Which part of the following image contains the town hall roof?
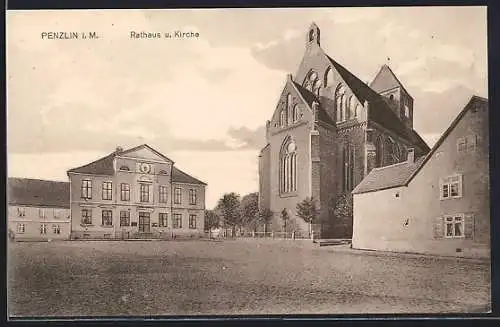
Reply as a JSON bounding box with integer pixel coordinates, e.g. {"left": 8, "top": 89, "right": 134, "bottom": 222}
{"left": 8, "top": 178, "right": 70, "bottom": 208}
{"left": 352, "top": 95, "right": 488, "bottom": 195}
{"left": 67, "top": 144, "right": 207, "bottom": 185}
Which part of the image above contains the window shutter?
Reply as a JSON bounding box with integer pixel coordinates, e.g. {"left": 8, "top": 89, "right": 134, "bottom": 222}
{"left": 433, "top": 216, "right": 444, "bottom": 239}
{"left": 464, "top": 214, "right": 474, "bottom": 240}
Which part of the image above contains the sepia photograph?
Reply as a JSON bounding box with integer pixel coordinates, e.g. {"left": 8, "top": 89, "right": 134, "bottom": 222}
{"left": 6, "top": 6, "right": 490, "bottom": 317}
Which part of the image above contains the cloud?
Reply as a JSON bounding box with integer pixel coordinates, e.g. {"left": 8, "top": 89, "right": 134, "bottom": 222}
{"left": 227, "top": 125, "right": 266, "bottom": 149}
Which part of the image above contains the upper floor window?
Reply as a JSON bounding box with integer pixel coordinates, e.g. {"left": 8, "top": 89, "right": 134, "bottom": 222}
{"left": 159, "top": 185, "right": 168, "bottom": 203}
{"left": 140, "top": 183, "right": 150, "bottom": 203}
{"left": 81, "top": 209, "right": 92, "bottom": 225}
{"left": 52, "top": 224, "right": 61, "bottom": 235}
{"left": 189, "top": 189, "right": 197, "bottom": 205}
{"left": 121, "top": 183, "right": 130, "bottom": 201}
{"left": 174, "top": 187, "right": 182, "bottom": 204}
{"left": 40, "top": 224, "right": 47, "bottom": 235}
{"left": 102, "top": 182, "right": 113, "bottom": 200}
{"left": 39, "top": 208, "right": 46, "bottom": 219}
{"left": 440, "top": 174, "right": 463, "bottom": 200}
{"left": 457, "top": 134, "right": 477, "bottom": 153}
{"left": 17, "top": 207, "right": 26, "bottom": 217}
{"left": 81, "top": 180, "right": 92, "bottom": 199}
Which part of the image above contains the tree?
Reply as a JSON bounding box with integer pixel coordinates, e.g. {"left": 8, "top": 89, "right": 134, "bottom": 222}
{"left": 331, "top": 193, "right": 353, "bottom": 238}
{"left": 258, "top": 207, "right": 273, "bottom": 235}
{"left": 296, "top": 197, "right": 319, "bottom": 239}
{"left": 204, "top": 209, "right": 220, "bottom": 231}
{"left": 280, "top": 208, "right": 290, "bottom": 238}
{"left": 215, "top": 192, "right": 241, "bottom": 237}
{"left": 240, "top": 192, "right": 260, "bottom": 232}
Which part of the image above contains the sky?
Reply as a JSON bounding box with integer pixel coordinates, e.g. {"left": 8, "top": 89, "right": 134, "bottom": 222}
{"left": 7, "top": 7, "right": 488, "bottom": 209}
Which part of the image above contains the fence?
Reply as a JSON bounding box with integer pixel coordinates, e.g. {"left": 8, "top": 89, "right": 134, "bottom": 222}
{"left": 208, "top": 230, "right": 314, "bottom": 240}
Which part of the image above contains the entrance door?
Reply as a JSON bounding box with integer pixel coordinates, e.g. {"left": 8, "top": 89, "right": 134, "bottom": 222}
{"left": 138, "top": 212, "right": 151, "bottom": 233}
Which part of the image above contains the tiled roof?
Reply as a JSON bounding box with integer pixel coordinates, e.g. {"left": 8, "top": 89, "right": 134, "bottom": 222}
{"left": 326, "top": 56, "right": 430, "bottom": 153}
{"left": 67, "top": 152, "right": 116, "bottom": 175}
{"left": 172, "top": 167, "right": 207, "bottom": 185}
{"left": 8, "top": 178, "right": 70, "bottom": 208}
{"left": 353, "top": 95, "right": 488, "bottom": 195}
{"left": 369, "top": 64, "right": 411, "bottom": 96}
{"left": 67, "top": 144, "right": 206, "bottom": 185}
{"left": 292, "top": 81, "right": 336, "bottom": 126}
{"left": 352, "top": 156, "right": 425, "bottom": 194}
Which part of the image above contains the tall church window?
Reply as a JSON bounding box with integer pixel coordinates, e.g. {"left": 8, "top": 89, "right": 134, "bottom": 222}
{"left": 375, "top": 136, "right": 384, "bottom": 167}
{"left": 335, "top": 85, "right": 346, "bottom": 122}
{"left": 350, "top": 96, "right": 357, "bottom": 117}
{"left": 342, "top": 145, "right": 355, "bottom": 192}
{"left": 287, "top": 94, "right": 293, "bottom": 124}
{"left": 280, "top": 138, "right": 298, "bottom": 193}
{"left": 304, "top": 70, "right": 321, "bottom": 96}
{"left": 292, "top": 104, "right": 299, "bottom": 123}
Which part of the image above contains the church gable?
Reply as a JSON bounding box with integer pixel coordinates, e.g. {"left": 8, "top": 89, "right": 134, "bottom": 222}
{"left": 118, "top": 144, "right": 174, "bottom": 163}
{"left": 269, "top": 75, "right": 314, "bottom": 131}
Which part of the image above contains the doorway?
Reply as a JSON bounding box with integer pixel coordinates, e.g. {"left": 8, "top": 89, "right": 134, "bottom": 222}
{"left": 138, "top": 212, "right": 151, "bottom": 233}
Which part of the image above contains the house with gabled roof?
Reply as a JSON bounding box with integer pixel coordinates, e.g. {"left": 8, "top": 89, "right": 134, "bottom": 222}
{"left": 7, "top": 178, "right": 71, "bottom": 241}
{"left": 258, "top": 23, "right": 430, "bottom": 238}
{"left": 67, "top": 144, "right": 207, "bottom": 240}
{"left": 352, "top": 96, "right": 489, "bottom": 258}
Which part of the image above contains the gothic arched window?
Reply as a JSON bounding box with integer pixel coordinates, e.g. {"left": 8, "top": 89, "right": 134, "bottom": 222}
{"left": 292, "top": 104, "right": 299, "bottom": 123}
{"left": 342, "top": 144, "right": 355, "bottom": 193}
{"left": 280, "top": 137, "right": 298, "bottom": 193}
{"left": 287, "top": 94, "right": 293, "bottom": 124}
{"left": 350, "top": 96, "right": 357, "bottom": 118}
{"left": 375, "top": 136, "right": 384, "bottom": 167}
{"left": 335, "top": 85, "right": 346, "bottom": 122}
{"left": 324, "top": 67, "right": 334, "bottom": 88}
{"left": 280, "top": 110, "right": 286, "bottom": 127}
{"left": 304, "top": 70, "right": 321, "bottom": 97}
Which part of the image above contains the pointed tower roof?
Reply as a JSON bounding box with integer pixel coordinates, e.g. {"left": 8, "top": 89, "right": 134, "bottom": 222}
{"left": 370, "top": 64, "right": 411, "bottom": 97}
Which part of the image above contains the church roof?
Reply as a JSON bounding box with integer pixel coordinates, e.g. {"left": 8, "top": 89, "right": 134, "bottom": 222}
{"left": 326, "top": 56, "right": 429, "bottom": 152}
{"left": 353, "top": 95, "right": 487, "bottom": 195}
{"left": 369, "top": 64, "right": 411, "bottom": 96}
{"left": 67, "top": 144, "right": 206, "bottom": 185}
{"left": 8, "top": 178, "right": 70, "bottom": 208}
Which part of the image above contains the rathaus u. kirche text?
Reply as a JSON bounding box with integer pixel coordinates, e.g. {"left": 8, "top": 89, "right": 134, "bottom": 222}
{"left": 258, "top": 23, "right": 430, "bottom": 238}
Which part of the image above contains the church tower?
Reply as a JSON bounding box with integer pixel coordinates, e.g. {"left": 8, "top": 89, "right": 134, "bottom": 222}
{"left": 370, "top": 64, "right": 414, "bottom": 130}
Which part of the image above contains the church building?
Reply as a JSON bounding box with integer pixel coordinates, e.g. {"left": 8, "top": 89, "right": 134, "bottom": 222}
{"left": 258, "top": 23, "right": 430, "bottom": 238}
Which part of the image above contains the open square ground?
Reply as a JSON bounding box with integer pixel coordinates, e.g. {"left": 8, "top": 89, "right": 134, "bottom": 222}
{"left": 8, "top": 239, "right": 491, "bottom": 316}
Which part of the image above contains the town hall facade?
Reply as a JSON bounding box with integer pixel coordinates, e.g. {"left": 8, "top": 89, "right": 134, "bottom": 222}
{"left": 258, "top": 23, "right": 430, "bottom": 238}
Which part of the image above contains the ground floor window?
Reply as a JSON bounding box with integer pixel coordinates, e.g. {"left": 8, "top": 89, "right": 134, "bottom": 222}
{"left": 52, "top": 224, "right": 61, "bottom": 234}
{"left": 445, "top": 215, "right": 464, "bottom": 238}
{"left": 159, "top": 213, "right": 168, "bottom": 227}
{"left": 81, "top": 209, "right": 92, "bottom": 225}
{"left": 40, "top": 224, "right": 47, "bottom": 235}
{"left": 102, "top": 210, "right": 113, "bottom": 226}
{"left": 173, "top": 214, "right": 182, "bottom": 229}
{"left": 120, "top": 211, "right": 130, "bottom": 226}
{"left": 17, "top": 223, "right": 25, "bottom": 233}
{"left": 189, "top": 215, "right": 197, "bottom": 229}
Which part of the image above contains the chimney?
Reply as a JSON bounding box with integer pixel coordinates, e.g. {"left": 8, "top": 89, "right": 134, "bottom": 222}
{"left": 115, "top": 146, "right": 123, "bottom": 153}
{"left": 407, "top": 147, "right": 415, "bottom": 163}
{"left": 287, "top": 73, "right": 293, "bottom": 81}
